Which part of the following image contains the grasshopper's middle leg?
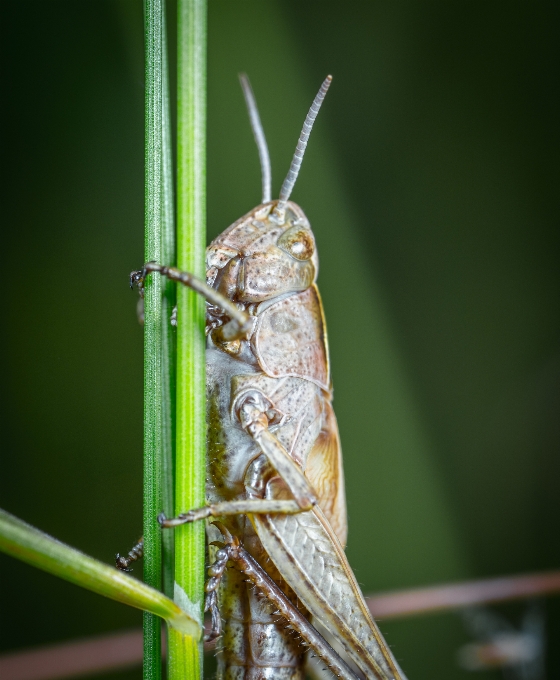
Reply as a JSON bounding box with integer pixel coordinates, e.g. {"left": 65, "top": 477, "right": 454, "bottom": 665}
{"left": 159, "top": 453, "right": 302, "bottom": 529}
{"left": 131, "top": 263, "right": 317, "bottom": 517}
{"left": 160, "top": 391, "right": 318, "bottom": 528}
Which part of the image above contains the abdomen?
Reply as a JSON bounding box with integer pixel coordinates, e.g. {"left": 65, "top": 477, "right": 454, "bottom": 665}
{"left": 217, "top": 518, "right": 305, "bottom": 680}
{"left": 206, "top": 345, "right": 329, "bottom": 680}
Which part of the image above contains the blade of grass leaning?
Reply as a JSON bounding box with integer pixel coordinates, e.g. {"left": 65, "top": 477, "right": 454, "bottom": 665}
{"left": 169, "top": 1, "right": 207, "bottom": 679}
{"left": 160, "top": 0, "right": 177, "bottom": 604}
{"left": 144, "top": 0, "right": 165, "bottom": 676}
{"left": 0, "top": 509, "right": 200, "bottom": 639}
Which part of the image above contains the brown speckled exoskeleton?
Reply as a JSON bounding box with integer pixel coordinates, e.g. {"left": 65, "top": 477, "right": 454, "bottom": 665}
{"left": 128, "top": 75, "right": 408, "bottom": 680}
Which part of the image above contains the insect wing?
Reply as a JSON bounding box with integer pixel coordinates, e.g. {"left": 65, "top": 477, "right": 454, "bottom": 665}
{"left": 250, "top": 506, "right": 407, "bottom": 680}
{"left": 305, "top": 399, "right": 347, "bottom": 547}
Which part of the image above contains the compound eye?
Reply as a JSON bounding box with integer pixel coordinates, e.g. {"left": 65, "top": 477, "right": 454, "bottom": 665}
{"left": 277, "top": 226, "right": 315, "bottom": 261}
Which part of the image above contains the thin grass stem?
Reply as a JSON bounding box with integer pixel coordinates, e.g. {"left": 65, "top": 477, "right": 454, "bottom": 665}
{"left": 168, "top": 1, "right": 207, "bottom": 679}
{"left": 143, "top": 0, "right": 166, "bottom": 677}
{"left": 0, "top": 509, "right": 200, "bottom": 639}
{"left": 160, "top": 0, "right": 177, "bottom": 603}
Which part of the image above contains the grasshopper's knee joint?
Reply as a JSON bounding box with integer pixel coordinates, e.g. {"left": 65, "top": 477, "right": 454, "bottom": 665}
{"left": 211, "top": 316, "right": 255, "bottom": 344}
{"left": 235, "top": 390, "right": 283, "bottom": 437}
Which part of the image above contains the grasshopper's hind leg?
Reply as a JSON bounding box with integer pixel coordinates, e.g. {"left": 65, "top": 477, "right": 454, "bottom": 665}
{"left": 202, "top": 542, "right": 230, "bottom": 641}
{"left": 204, "top": 524, "right": 360, "bottom": 680}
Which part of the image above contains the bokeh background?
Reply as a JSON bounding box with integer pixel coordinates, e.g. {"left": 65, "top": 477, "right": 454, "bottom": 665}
{"left": 1, "top": 1, "right": 559, "bottom": 678}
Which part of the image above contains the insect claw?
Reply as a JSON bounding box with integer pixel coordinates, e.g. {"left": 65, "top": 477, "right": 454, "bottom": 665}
{"left": 129, "top": 268, "right": 146, "bottom": 291}
{"left": 114, "top": 553, "right": 133, "bottom": 572}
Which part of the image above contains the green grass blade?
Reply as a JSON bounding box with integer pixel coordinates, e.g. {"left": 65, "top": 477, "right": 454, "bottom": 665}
{"left": 144, "top": 0, "right": 166, "bottom": 676}
{"left": 160, "top": 0, "right": 177, "bottom": 604}
{"left": 169, "top": 1, "right": 207, "bottom": 679}
{"left": 0, "top": 509, "right": 200, "bottom": 639}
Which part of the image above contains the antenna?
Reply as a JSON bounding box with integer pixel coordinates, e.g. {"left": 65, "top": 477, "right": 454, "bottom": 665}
{"left": 276, "top": 75, "right": 332, "bottom": 213}
{"left": 239, "top": 73, "right": 272, "bottom": 204}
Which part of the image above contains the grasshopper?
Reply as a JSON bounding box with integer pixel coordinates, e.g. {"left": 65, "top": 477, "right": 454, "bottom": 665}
{"left": 124, "top": 75, "right": 408, "bottom": 680}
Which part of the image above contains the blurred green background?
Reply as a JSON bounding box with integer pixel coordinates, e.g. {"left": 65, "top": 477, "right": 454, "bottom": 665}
{"left": 1, "top": 1, "right": 559, "bottom": 678}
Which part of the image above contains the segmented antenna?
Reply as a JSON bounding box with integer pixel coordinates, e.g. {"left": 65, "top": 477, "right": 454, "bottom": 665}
{"left": 277, "top": 75, "right": 332, "bottom": 213}
{"left": 239, "top": 73, "right": 272, "bottom": 204}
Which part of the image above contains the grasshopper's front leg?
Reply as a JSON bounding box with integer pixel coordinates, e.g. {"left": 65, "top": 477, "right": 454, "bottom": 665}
{"left": 130, "top": 263, "right": 254, "bottom": 342}
{"left": 131, "top": 262, "right": 317, "bottom": 514}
